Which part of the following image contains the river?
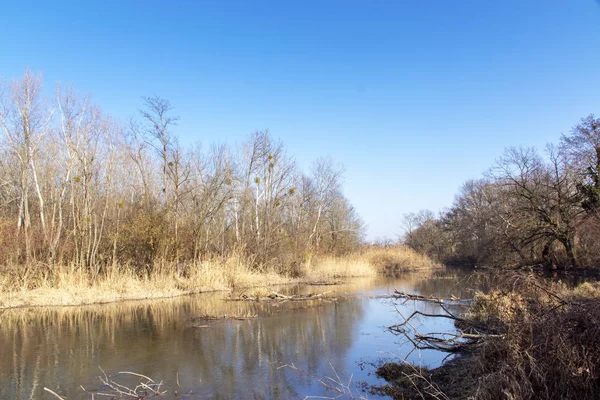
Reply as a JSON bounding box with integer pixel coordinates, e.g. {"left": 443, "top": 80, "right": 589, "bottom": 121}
{"left": 1, "top": 268, "right": 485, "bottom": 399}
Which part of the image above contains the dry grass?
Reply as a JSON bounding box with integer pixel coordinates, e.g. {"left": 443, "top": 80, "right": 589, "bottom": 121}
{"left": 363, "top": 245, "right": 439, "bottom": 273}
{"left": 375, "top": 273, "right": 600, "bottom": 400}
{"left": 468, "top": 291, "right": 530, "bottom": 327}
{"left": 0, "top": 253, "right": 287, "bottom": 309}
{"left": 461, "top": 275, "right": 600, "bottom": 399}
{"left": 304, "top": 245, "right": 438, "bottom": 280}
{"left": 473, "top": 285, "right": 600, "bottom": 399}
{"left": 0, "top": 246, "right": 438, "bottom": 309}
{"left": 303, "top": 254, "right": 375, "bottom": 279}
{"left": 573, "top": 281, "right": 600, "bottom": 298}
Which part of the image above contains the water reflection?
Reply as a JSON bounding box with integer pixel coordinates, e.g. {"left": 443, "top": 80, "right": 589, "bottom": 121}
{"left": 0, "top": 268, "right": 473, "bottom": 399}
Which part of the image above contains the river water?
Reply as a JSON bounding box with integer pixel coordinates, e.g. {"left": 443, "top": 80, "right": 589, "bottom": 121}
{"left": 0, "top": 268, "right": 483, "bottom": 399}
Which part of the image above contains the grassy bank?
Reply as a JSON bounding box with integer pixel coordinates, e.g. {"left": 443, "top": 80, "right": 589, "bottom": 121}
{"left": 375, "top": 273, "right": 600, "bottom": 400}
{"left": 0, "top": 245, "right": 436, "bottom": 309}
{"left": 303, "top": 245, "right": 439, "bottom": 279}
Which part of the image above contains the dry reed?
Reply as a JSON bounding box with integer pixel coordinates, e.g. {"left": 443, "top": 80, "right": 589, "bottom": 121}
{"left": 304, "top": 245, "right": 439, "bottom": 280}
{"left": 0, "top": 246, "right": 437, "bottom": 309}
{"left": 375, "top": 274, "right": 600, "bottom": 400}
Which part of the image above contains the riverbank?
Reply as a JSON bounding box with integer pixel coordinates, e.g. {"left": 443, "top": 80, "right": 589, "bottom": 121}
{"left": 0, "top": 268, "right": 457, "bottom": 400}
{"left": 374, "top": 273, "right": 600, "bottom": 399}
{"left": 0, "top": 246, "right": 437, "bottom": 309}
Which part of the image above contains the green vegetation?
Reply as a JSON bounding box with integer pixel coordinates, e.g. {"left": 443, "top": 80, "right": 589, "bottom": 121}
{"left": 403, "top": 114, "right": 600, "bottom": 270}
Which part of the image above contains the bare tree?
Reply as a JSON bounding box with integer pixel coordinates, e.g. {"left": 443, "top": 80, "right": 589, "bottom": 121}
{"left": 0, "top": 69, "right": 52, "bottom": 260}
{"left": 0, "top": 70, "right": 366, "bottom": 274}
{"left": 140, "top": 95, "right": 179, "bottom": 205}
{"left": 308, "top": 157, "right": 343, "bottom": 249}
{"left": 561, "top": 114, "right": 600, "bottom": 216}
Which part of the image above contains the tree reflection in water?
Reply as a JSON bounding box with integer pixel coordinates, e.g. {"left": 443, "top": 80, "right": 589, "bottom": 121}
{"left": 0, "top": 270, "right": 473, "bottom": 399}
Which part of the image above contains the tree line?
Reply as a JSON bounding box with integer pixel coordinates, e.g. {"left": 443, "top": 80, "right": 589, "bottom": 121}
{"left": 0, "top": 69, "right": 364, "bottom": 275}
{"left": 403, "top": 114, "right": 600, "bottom": 269}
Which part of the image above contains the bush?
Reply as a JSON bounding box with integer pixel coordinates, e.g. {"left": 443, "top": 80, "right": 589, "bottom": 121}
{"left": 471, "top": 276, "right": 600, "bottom": 400}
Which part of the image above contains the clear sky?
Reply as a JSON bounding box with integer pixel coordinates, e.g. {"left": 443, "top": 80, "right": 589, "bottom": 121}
{"left": 1, "top": 1, "right": 599, "bottom": 241}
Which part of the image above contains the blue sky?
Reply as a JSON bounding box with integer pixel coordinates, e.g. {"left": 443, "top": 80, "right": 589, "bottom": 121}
{"left": 1, "top": 1, "right": 600, "bottom": 240}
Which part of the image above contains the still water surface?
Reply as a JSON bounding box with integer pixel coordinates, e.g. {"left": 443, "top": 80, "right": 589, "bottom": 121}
{"left": 0, "top": 268, "right": 482, "bottom": 399}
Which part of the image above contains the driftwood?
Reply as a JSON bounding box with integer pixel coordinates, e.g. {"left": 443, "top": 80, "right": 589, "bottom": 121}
{"left": 304, "top": 280, "right": 343, "bottom": 286}
{"left": 80, "top": 368, "right": 169, "bottom": 398}
{"left": 393, "top": 290, "right": 460, "bottom": 304}
{"left": 43, "top": 388, "right": 66, "bottom": 400}
{"left": 229, "top": 290, "right": 335, "bottom": 302}
{"left": 388, "top": 301, "right": 502, "bottom": 353}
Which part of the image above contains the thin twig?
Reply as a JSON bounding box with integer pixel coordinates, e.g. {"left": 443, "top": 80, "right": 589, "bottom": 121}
{"left": 43, "top": 387, "right": 66, "bottom": 400}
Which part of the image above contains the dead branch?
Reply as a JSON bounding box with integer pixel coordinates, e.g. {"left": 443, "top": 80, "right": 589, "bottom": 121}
{"left": 85, "top": 368, "right": 168, "bottom": 398}
{"left": 305, "top": 280, "right": 344, "bottom": 286}
{"left": 43, "top": 388, "right": 66, "bottom": 400}
{"left": 393, "top": 290, "right": 460, "bottom": 304}
{"left": 230, "top": 290, "right": 335, "bottom": 302}
{"left": 389, "top": 304, "right": 502, "bottom": 353}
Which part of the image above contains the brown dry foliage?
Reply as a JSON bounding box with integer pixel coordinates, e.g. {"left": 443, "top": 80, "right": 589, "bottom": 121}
{"left": 375, "top": 273, "right": 600, "bottom": 400}
{"left": 364, "top": 245, "right": 440, "bottom": 274}
{"left": 0, "top": 246, "right": 438, "bottom": 309}
{"left": 470, "top": 275, "right": 600, "bottom": 400}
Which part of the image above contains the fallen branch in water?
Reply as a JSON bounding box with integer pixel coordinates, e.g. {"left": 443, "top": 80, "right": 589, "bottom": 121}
{"left": 388, "top": 302, "right": 502, "bottom": 353}
{"left": 393, "top": 290, "right": 460, "bottom": 304}
{"left": 380, "top": 274, "right": 600, "bottom": 400}
{"left": 304, "top": 280, "right": 344, "bottom": 286}
{"left": 80, "top": 367, "right": 169, "bottom": 398}
{"left": 229, "top": 290, "right": 335, "bottom": 302}
{"left": 43, "top": 388, "right": 66, "bottom": 400}
{"left": 272, "top": 290, "right": 333, "bottom": 300}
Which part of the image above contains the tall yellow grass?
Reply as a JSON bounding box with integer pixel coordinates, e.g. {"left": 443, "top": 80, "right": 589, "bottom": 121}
{"left": 304, "top": 245, "right": 438, "bottom": 279}
{"left": 0, "top": 246, "right": 437, "bottom": 309}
